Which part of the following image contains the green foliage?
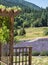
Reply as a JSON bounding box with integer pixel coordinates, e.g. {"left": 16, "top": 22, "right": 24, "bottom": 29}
{"left": 0, "top": 26, "right": 9, "bottom": 43}
{"left": 19, "top": 27, "right": 26, "bottom": 36}
{"left": 0, "top": 5, "right": 6, "bottom": 9}
{"left": 32, "top": 51, "right": 40, "bottom": 56}
{"left": 40, "top": 51, "right": 48, "bottom": 56}
{"left": 0, "top": 28, "right": 4, "bottom": 43}
{"left": 12, "top": 6, "right": 21, "bottom": 11}
{"left": 2, "top": 26, "right": 9, "bottom": 43}
{"left": 0, "top": 17, "right": 9, "bottom": 43}
{"left": 32, "top": 50, "right": 48, "bottom": 56}
{"left": 3, "top": 17, "right": 10, "bottom": 29}
{"left": 41, "top": 11, "right": 48, "bottom": 26}
{"left": 0, "top": 5, "right": 48, "bottom": 44}
{"left": 44, "top": 28, "right": 48, "bottom": 35}
{"left": 0, "top": 5, "right": 21, "bottom": 44}
{"left": 23, "top": 21, "right": 30, "bottom": 27}
{"left": 0, "top": 5, "right": 21, "bottom": 12}
{"left": 32, "top": 19, "right": 42, "bottom": 27}
{"left": 14, "top": 30, "right": 18, "bottom": 36}
{"left": 0, "top": 17, "right": 3, "bottom": 27}
{"left": 14, "top": 7, "right": 48, "bottom": 28}
{"left": 14, "top": 22, "right": 18, "bottom": 29}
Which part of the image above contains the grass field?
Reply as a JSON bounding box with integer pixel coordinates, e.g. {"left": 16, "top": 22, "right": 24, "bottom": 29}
{"left": 32, "top": 56, "right": 48, "bottom": 65}
{"left": 15, "top": 27, "right": 48, "bottom": 41}
{"left": 13, "top": 56, "right": 48, "bottom": 65}
{"left": 14, "top": 56, "right": 48, "bottom": 65}
{"left": 1, "top": 56, "right": 48, "bottom": 65}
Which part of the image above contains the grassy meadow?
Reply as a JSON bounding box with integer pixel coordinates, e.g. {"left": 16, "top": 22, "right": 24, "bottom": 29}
{"left": 32, "top": 56, "right": 48, "bottom": 65}
{"left": 1, "top": 56, "right": 48, "bottom": 65}
{"left": 13, "top": 56, "right": 48, "bottom": 65}
{"left": 15, "top": 27, "right": 48, "bottom": 41}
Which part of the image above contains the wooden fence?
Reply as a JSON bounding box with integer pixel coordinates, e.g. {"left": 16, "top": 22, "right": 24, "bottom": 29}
{"left": 1, "top": 46, "right": 32, "bottom": 65}
{"left": 1, "top": 44, "right": 9, "bottom": 65}
{"left": 13, "top": 47, "right": 32, "bottom": 65}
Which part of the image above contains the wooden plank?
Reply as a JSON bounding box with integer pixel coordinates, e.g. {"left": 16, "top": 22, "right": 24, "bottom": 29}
{"left": 9, "top": 15, "right": 14, "bottom": 65}
{"left": 0, "top": 42, "right": 1, "bottom": 61}
{"left": 29, "top": 47, "right": 32, "bottom": 65}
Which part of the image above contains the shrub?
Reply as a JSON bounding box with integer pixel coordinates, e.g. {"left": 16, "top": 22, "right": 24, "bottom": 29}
{"left": 40, "top": 51, "right": 48, "bottom": 56}
{"left": 32, "top": 19, "right": 42, "bottom": 27}
{"left": 19, "top": 28, "right": 26, "bottom": 36}
{"left": 44, "top": 28, "right": 48, "bottom": 35}
{"left": 32, "top": 51, "right": 40, "bottom": 56}
{"left": 23, "top": 21, "right": 30, "bottom": 28}
{"left": 14, "top": 30, "right": 18, "bottom": 36}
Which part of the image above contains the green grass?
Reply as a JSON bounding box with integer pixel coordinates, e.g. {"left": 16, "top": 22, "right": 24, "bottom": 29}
{"left": 32, "top": 56, "right": 48, "bottom": 65}
{"left": 13, "top": 56, "right": 48, "bottom": 65}
{"left": 15, "top": 27, "right": 48, "bottom": 41}
{"left": 1, "top": 56, "right": 48, "bottom": 65}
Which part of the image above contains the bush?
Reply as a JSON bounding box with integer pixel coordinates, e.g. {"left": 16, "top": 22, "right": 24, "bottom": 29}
{"left": 23, "top": 21, "right": 30, "bottom": 28}
{"left": 40, "top": 51, "right": 48, "bottom": 56}
{"left": 44, "top": 28, "right": 48, "bottom": 35}
{"left": 32, "top": 19, "right": 42, "bottom": 27}
{"left": 14, "top": 30, "right": 18, "bottom": 36}
{"left": 19, "top": 28, "right": 26, "bottom": 36}
{"left": 17, "top": 26, "right": 21, "bottom": 29}
{"left": 32, "top": 51, "right": 40, "bottom": 56}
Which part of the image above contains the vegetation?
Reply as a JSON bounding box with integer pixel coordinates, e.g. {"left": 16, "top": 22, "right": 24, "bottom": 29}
{"left": 19, "top": 27, "right": 26, "bottom": 36}
{"left": 0, "top": 5, "right": 48, "bottom": 42}
{"left": 40, "top": 51, "right": 48, "bottom": 56}
{"left": 32, "top": 51, "right": 40, "bottom": 56}
{"left": 15, "top": 27, "right": 48, "bottom": 41}
{"left": 0, "top": 5, "right": 21, "bottom": 12}
{"left": 32, "top": 51, "right": 48, "bottom": 56}
{"left": 1, "top": 56, "right": 48, "bottom": 65}
{"left": 44, "top": 28, "right": 48, "bottom": 35}
{"left": 0, "top": 5, "right": 21, "bottom": 44}
{"left": 0, "top": 23, "right": 9, "bottom": 43}
{"left": 0, "top": 2, "right": 48, "bottom": 65}
{"left": 13, "top": 56, "right": 48, "bottom": 65}
{"left": 14, "top": 7, "right": 48, "bottom": 28}
{"left": 14, "top": 29, "right": 18, "bottom": 36}
{"left": 32, "top": 56, "right": 48, "bottom": 65}
{"left": 0, "top": 0, "right": 41, "bottom": 10}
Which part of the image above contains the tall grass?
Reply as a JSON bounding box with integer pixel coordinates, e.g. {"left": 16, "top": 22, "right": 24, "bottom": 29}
{"left": 15, "top": 27, "right": 48, "bottom": 41}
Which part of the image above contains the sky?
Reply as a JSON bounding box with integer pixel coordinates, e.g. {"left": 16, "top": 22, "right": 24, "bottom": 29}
{"left": 25, "top": 0, "right": 48, "bottom": 8}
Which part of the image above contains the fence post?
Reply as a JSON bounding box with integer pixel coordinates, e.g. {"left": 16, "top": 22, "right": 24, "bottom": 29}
{"left": 0, "top": 42, "right": 1, "bottom": 61}
{"left": 0, "top": 23, "right": 2, "bottom": 61}
{"left": 9, "top": 15, "right": 14, "bottom": 65}
{"left": 29, "top": 47, "right": 32, "bottom": 65}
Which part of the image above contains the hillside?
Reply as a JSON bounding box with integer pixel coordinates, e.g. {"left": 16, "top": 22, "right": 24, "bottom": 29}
{"left": 0, "top": 0, "right": 41, "bottom": 10}
{"left": 14, "top": 27, "right": 48, "bottom": 41}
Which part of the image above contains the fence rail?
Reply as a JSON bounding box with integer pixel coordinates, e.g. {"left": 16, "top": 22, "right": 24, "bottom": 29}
{"left": 13, "top": 47, "right": 32, "bottom": 65}
{"left": 1, "top": 46, "right": 32, "bottom": 65}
